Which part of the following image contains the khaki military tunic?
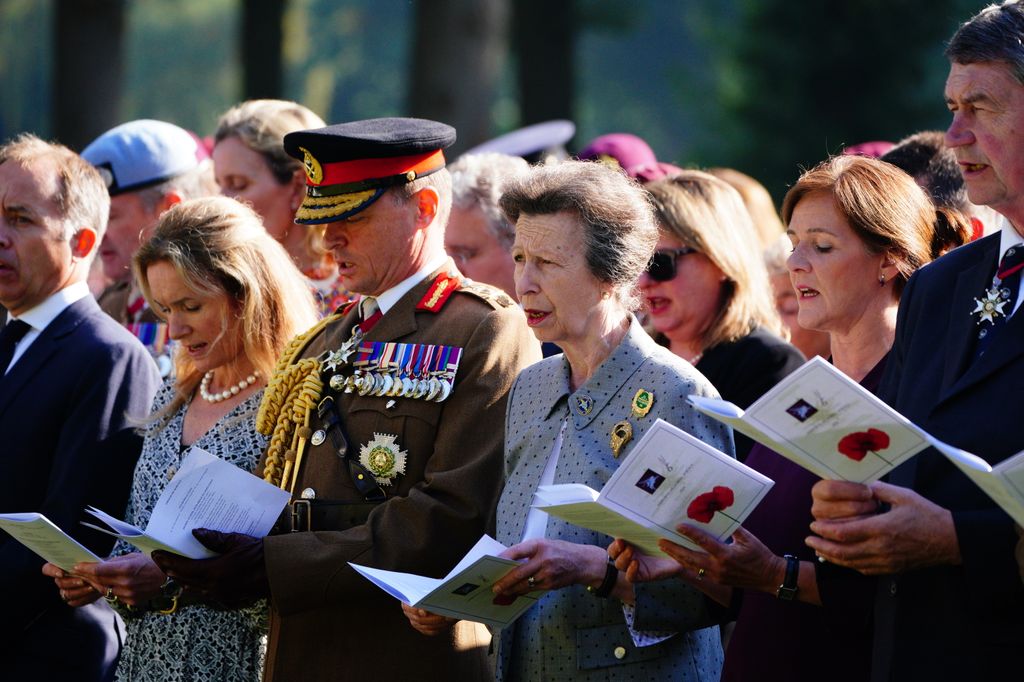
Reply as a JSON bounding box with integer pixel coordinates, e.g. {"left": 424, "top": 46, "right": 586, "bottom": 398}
{"left": 260, "top": 266, "right": 541, "bottom": 682}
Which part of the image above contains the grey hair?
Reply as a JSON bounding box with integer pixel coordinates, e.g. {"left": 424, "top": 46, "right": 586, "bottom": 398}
{"left": 947, "top": 1, "right": 1024, "bottom": 83}
{"left": 0, "top": 133, "right": 109, "bottom": 247}
{"left": 450, "top": 153, "right": 530, "bottom": 249}
{"left": 499, "top": 160, "right": 659, "bottom": 309}
{"left": 136, "top": 160, "right": 218, "bottom": 212}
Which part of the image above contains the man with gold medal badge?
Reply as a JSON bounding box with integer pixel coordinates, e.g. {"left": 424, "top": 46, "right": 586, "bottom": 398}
{"left": 152, "top": 117, "right": 540, "bottom": 681}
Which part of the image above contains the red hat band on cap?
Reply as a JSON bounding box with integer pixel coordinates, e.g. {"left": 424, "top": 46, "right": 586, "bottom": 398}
{"left": 303, "top": 149, "right": 446, "bottom": 191}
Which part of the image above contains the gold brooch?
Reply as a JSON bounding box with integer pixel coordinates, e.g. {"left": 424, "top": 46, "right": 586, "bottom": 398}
{"left": 610, "top": 420, "right": 633, "bottom": 458}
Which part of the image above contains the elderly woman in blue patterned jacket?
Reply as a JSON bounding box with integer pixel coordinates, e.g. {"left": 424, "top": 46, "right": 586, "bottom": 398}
{"left": 403, "top": 161, "right": 734, "bottom": 681}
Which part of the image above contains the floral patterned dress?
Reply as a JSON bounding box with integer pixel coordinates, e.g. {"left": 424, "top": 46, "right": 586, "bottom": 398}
{"left": 112, "top": 381, "right": 269, "bottom": 682}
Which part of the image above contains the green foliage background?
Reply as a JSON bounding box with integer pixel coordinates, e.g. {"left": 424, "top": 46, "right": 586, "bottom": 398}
{"left": 0, "top": 0, "right": 992, "bottom": 201}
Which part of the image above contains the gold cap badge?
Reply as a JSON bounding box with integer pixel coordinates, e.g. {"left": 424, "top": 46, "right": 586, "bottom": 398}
{"left": 299, "top": 146, "right": 324, "bottom": 184}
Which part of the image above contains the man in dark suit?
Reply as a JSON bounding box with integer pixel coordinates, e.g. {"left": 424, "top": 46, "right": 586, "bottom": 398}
{"left": 805, "top": 3, "right": 1024, "bottom": 679}
{"left": 0, "top": 134, "right": 159, "bottom": 679}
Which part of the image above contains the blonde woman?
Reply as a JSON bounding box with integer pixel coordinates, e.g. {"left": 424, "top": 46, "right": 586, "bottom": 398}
{"left": 44, "top": 197, "right": 318, "bottom": 681}
{"left": 213, "top": 99, "right": 351, "bottom": 315}
{"left": 640, "top": 171, "right": 804, "bottom": 459}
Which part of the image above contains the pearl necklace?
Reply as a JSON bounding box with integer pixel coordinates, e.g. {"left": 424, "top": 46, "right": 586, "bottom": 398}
{"left": 199, "top": 370, "right": 260, "bottom": 403}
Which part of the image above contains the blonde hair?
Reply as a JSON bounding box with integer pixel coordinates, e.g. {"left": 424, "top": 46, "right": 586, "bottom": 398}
{"left": 707, "top": 167, "right": 785, "bottom": 250}
{"left": 646, "top": 170, "right": 785, "bottom": 349}
{"left": 214, "top": 99, "right": 328, "bottom": 261}
{"left": 133, "top": 196, "right": 319, "bottom": 422}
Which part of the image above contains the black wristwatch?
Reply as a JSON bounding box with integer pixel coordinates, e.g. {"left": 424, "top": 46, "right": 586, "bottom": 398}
{"left": 587, "top": 558, "right": 619, "bottom": 598}
{"left": 776, "top": 554, "right": 800, "bottom": 601}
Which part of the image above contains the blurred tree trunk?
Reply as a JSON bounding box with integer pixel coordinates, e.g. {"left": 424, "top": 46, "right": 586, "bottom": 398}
{"left": 409, "top": 0, "right": 510, "bottom": 154}
{"left": 53, "top": 0, "right": 125, "bottom": 150}
{"left": 242, "top": 0, "right": 286, "bottom": 100}
{"left": 513, "top": 0, "right": 574, "bottom": 126}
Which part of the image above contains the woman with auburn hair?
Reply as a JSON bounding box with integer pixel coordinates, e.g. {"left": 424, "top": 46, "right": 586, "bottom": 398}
{"left": 612, "top": 155, "right": 971, "bottom": 682}
{"left": 641, "top": 170, "right": 805, "bottom": 459}
{"left": 213, "top": 99, "right": 352, "bottom": 316}
{"left": 44, "top": 196, "right": 319, "bottom": 681}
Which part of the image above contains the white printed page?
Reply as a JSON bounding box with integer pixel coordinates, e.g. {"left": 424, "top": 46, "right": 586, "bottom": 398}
{"left": 419, "top": 555, "right": 541, "bottom": 630}
{"left": 933, "top": 440, "right": 1024, "bottom": 527}
{"left": 534, "top": 498, "right": 686, "bottom": 555}
{"left": 350, "top": 534, "right": 542, "bottom": 629}
{"left": 0, "top": 513, "right": 100, "bottom": 571}
{"left": 144, "top": 447, "right": 291, "bottom": 558}
{"left": 599, "top": 419, "right": 773, "bottom": 548}
{"left": 741, "top": 357, "right": 929, "bottom": 483}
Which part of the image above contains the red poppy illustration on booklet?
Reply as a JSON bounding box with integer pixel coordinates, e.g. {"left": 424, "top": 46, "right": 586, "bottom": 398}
{"left": 687, "top": 356, "right": 932, "bottom": 483}
{"left": 532, "top": 419, "right": 774, "bottom": 556}
{"left": 687, "top": 486, "right": 737, "bottom": 524}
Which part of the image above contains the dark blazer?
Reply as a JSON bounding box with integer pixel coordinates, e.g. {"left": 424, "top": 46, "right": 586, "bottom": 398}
{"left": 696, "top": 327, "right": 805, "bottom": 460}
{"left": 877, "top": 233, "right": 1024, "bottom": 681}
{"left": 0, "top": 295, "right": 159, "bottom": 679}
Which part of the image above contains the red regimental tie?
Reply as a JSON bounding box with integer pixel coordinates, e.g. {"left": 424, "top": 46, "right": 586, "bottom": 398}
{"left": 997, "top": 259, "right": 1024, "bottom": 280}
{"left": 126, "top": 294, "right": 147, "bottom": 321}
{"left": 360, "top": 308, "right": 383, "bottom": 334}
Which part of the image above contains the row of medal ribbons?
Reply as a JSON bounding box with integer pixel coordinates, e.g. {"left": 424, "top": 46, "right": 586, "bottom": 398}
{"left": 328, "top": 341, "right": 463, "bottom": 402}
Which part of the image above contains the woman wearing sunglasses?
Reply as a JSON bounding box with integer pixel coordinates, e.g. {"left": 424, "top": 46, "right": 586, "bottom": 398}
{"left": 641, "top": 171, "right": 804, "bottom": 460}
{"left": 613, "top": 155, "right": 971, "bottom": 682}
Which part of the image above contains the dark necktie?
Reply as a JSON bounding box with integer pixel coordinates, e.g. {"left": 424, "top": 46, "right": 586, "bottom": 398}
{"left": 973, "top": 245, "right": 1024, "bottom": 359}
{"left": 0, "top": 319, "right": 32, "bottom": 375}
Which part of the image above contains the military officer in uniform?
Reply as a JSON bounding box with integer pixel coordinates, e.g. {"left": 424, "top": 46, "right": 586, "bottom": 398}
{"left": 153, "top": 118, "right": 540, "bottom": 681}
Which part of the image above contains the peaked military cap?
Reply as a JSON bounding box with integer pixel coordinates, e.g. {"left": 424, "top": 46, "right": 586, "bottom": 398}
{"left": 284, "top": 117, "right": 457, "bottom": 224}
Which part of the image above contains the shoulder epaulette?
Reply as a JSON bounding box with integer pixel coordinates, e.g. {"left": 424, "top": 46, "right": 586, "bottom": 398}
{"left": 456, "top": 280, "right": 517, "bottom": 309}
{"left": 416, "top": 272, "right": 461, "bottom": 312}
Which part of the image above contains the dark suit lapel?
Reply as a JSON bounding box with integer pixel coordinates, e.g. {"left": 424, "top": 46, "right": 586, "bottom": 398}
{"left": 0, "top": 298, "right": 88, "bottom": 415}
{"left": 938, "top": 238, "right": 1023, "bottom": 407}
{"left": 937, "top": 248, "right": 997, "bottom": 401}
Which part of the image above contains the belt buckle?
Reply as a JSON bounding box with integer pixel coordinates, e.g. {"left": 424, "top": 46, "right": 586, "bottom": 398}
{"left": 290, "top": 499, "right": 312, "bottom": 532}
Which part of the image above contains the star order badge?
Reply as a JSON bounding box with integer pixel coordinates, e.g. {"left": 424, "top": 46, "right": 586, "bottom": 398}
{"left": 359, "top": 433, "right": 408, "bottom": 486}
{"left": 973, "top": 287, "right": 1008, "bottom": 325}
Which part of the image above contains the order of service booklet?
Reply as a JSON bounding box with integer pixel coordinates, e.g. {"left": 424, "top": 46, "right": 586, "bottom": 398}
{"left": 930, "top": 441, "right": 1024, "bottom": 527}
{"left": 0, "top": 447, "right": 291, "bottom": 562}
{"left": 532, "top": 418, "right": 774, "bottom": 557}
{"left": 349, "top": 534, "right": 544, "bottom": 629}
{"left": 687, "top": 357, "right": 1024, "bottom": 532}
{"left": 0, "top": 513, "right": 101, "bottom": 572}
{"left": 688, "top": 356, "right": 932, "bottom": 484}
